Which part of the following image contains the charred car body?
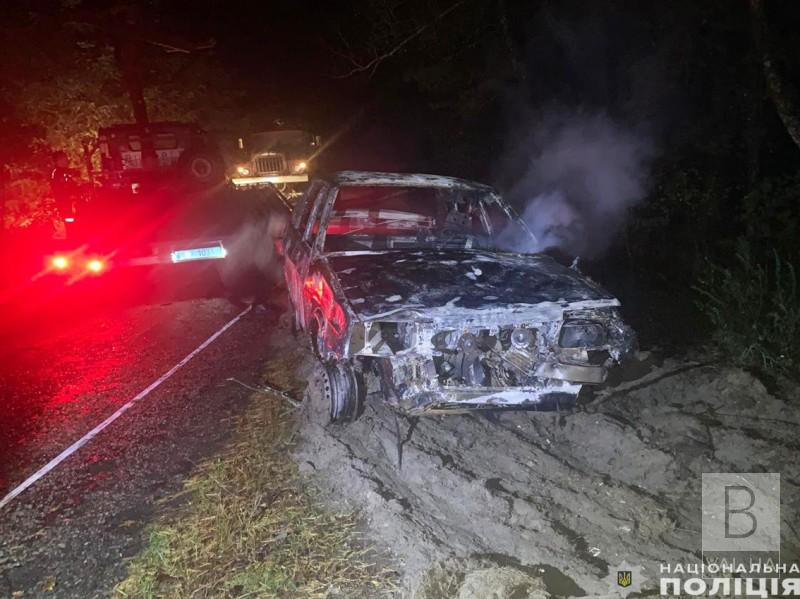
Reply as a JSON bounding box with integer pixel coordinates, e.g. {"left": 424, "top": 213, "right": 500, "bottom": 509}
{"left": 284, "top": 171, "right": 636, "bottom": 421}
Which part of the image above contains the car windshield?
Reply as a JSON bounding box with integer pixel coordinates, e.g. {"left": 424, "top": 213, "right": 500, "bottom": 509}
{"left": 321, "top": 185, "right": 531, "bottom": 253}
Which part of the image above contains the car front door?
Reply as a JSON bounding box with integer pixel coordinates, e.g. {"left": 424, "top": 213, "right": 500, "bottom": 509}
{"left": 283, "top": 181, "right": 329, "bottom": 330}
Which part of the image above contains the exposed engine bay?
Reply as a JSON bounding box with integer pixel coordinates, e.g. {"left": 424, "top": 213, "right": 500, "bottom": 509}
{"left": 351, "top": 306, "right": 635, "bottom": 413}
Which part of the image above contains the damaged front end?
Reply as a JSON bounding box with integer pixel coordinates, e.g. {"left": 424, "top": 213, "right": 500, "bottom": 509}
{"left": 347, "top": 302, "right": 636, "bottom": 415}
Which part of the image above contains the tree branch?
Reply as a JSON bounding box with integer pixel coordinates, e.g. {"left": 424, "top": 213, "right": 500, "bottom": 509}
{"left": 145, "top": 37, "right": 216, "bottom": 54}
{"left": 333, "top": 0, "right": 469, "bottom": 78}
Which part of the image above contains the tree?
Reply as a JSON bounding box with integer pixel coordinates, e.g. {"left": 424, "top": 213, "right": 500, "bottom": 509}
{"left": 0, "top": 0, "right": 238, "bottom": 228}
{"left": 750, "top": 0, "right": 800, "bottom": 151}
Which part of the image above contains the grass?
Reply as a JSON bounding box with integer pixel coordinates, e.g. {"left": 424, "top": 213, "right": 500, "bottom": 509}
{"left": 115, "top": 380, "right": 397, "bottom": 598}
{"left": 694, "top": 240, "right": 800, "bottom": 376}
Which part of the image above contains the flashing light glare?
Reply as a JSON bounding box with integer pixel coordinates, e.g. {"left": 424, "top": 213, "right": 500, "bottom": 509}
{"left": 294, "top": 161, "right": 308, "bottom": 173}
{"left": 64, "top": 217, "right": 75, "bottom": 223}
{"left": 236, "top": 165, "right": 250, "bottom": 176}
{"left": 52, "top": 255, "right": 69, "bottom": 270}
{"left": 86, "top": 259, "right": 105, "bottom": 273}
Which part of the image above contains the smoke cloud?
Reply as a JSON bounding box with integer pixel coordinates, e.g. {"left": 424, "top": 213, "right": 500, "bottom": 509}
{"left": 499, "top": 111, "right": 654, "bottom": 257}
{"left": 218, "top": 206, "right": 288, "bottom": 300}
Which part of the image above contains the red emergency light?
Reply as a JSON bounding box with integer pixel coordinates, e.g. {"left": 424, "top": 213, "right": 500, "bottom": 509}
{"left": 51, "top": 255, "right": 70, "bottom": 270}
{"left": 86, "top": 258, "right": 105, "bottom": 274}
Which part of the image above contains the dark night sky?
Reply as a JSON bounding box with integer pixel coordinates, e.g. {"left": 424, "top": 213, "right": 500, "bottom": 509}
{"left": 5, "top": 0, "right": 800, "bottom": 179}
{"left": 184, "top": 0, "right": 420, "bottom": 171}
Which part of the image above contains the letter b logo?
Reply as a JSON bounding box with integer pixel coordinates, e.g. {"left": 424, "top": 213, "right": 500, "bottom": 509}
{"left": 702, "top": 473, "right": 779, "bottom": 552}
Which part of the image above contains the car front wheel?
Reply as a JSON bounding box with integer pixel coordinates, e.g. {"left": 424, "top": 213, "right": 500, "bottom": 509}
{"left": 303, "top": 360, "right": 364, "bottom": 425}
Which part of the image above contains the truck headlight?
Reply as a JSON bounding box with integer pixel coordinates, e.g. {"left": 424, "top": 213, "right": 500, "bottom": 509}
{"left": 559, "top": 320, "right": 607, "bottom": 348}
{"left": 235, "top": 165, "right": 250, "bottom": 176}
{"left": 293, "top": 161, "right": 308, "bottom": 173}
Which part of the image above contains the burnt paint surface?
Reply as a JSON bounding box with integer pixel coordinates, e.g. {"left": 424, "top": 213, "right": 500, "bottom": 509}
{"left": 326, "top": 249, "right": 613, "bottom": 319}
{"left": 333, "top": 171, "right": 496, "bottom": 192}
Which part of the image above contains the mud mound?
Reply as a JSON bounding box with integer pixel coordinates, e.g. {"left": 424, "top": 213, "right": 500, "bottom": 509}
{"left": 291, "top": 352, "right": 799, "bottom": 597}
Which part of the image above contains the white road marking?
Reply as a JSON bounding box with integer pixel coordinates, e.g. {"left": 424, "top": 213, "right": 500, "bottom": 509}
{"left": 0, "top": 304, "right": 253, "bottom": 510}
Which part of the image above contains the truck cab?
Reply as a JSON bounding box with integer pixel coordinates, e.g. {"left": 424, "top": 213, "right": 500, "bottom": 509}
{"left": 230, "top": 129, "right": 319, "bottom": 197}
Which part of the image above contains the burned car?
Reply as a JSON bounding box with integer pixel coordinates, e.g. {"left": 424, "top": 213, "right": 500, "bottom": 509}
{"left": 283, "top": 171, "right": 636, "bottom": 422}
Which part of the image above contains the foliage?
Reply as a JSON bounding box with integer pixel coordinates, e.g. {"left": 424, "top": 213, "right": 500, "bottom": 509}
{"left": 741, "top": 173, "right": 800, "bottom": 257}
{"left": 692, "top": 172, "right": 800, "bottom": 377}
{"left": 695, "top": 239, "right": 800, "bottom": 375}
{"left": 627, "top": 167, "right": 728, "bottom": 256}
{"left": 0, "top": 2, "right": 243, "bottom": 230}
{"left": 1, "top": 176, "right": 55, "bottom": 230}
{"left": 14, "top": 48, "right": 132, "bottom": 160}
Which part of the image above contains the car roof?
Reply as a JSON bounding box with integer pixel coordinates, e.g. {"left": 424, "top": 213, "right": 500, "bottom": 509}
{"left": 329, "top": 171, "right": 496, "bottom": 193}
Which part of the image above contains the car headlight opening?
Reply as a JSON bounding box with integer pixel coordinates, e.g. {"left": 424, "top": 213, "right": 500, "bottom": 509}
{"left": 510, "top": 327, "right": 535, "bottom": 350}
{"left": 559, "top": 320, "right": 607, "bottom": 348}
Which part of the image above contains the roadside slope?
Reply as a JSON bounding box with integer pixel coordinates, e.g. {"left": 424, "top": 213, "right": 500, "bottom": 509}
{"left": 294, "top": 352, "right": 800, "bottom": 597}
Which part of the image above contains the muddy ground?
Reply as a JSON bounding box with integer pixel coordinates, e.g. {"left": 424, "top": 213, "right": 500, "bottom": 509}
{"left": 280, "top": 321, "right": 800, "bottom": 597}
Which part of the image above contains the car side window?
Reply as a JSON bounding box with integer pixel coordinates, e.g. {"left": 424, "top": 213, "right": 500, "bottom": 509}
{"left": 292, "top": 181, "right": 322, "bottom": 231}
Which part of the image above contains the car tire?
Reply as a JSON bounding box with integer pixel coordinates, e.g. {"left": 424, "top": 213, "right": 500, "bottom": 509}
{"left": 303, "top": 360, "right": 364, "bottom": 426}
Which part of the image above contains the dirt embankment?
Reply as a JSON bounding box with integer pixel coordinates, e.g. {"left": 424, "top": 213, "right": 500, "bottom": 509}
{"left": 289, "top": 341, "right": 800, "bottom": 597}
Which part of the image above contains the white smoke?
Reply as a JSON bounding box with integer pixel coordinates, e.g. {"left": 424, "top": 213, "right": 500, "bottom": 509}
{"left": 500, "top": 111, "right": 654, "bottom": 257}
{"left": 219, "top": 209, "right": 288, "bottom": 296}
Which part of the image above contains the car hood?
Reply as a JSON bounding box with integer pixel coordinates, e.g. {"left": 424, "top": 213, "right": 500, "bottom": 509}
{"left": 325, "top": 249, "right": 617, "bottom": 322}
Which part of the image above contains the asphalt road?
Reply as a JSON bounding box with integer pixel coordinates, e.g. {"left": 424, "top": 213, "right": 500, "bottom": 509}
{"left": 0, "top": 288, "right": 282, "bottom": 597}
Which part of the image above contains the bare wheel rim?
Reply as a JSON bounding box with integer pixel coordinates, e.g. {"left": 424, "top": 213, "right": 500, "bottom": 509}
{"left": 304, "top": 363, "right": 335, "bottom": 425}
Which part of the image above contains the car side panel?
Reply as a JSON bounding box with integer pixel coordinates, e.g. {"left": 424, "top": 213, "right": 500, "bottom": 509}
{"left": 302, "top": 259, "right": 355, "bottom": 360}
{"left": 283, "top": 182, "right": 327, "bottom": 330}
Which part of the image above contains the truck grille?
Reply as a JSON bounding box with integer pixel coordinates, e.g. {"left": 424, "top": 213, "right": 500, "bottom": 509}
{"left": 254, "top": 153, "right": 285, "bottom": 175}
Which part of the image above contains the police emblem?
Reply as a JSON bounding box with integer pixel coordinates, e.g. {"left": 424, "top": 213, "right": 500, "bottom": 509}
{"left": 604, "top": 562, "right": 645, "bottom": 597}
{"left": 617, "top": 570, "right": 632, "bottom": 588}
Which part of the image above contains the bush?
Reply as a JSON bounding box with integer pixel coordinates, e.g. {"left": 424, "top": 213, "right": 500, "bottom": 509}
{"left": 694, "top": 239, "right": 800, "bottom": 375}
{"left": 741, "top": 174, "right": 800, "bottom": 258}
